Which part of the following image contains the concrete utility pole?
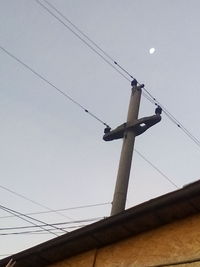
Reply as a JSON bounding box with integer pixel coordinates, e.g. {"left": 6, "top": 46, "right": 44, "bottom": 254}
{"left": 103, "top": 80, "right": 162, "bottom": 216}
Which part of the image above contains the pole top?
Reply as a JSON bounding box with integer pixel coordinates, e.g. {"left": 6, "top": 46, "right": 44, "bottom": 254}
{"left": 131, "top": 79, "right": 144, "bottom": 89}
{"left": 131, "top": 79, "right": 138, "bottom": 87}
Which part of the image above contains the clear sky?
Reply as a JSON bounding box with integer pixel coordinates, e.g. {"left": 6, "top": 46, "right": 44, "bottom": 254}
{"left": 0, "top": 0, "right": 200, "bottom": 258}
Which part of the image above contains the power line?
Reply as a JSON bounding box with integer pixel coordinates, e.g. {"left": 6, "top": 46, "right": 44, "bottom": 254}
{"left": 0, "top": 24, "right": 191, "bottom": 205}
{"left": 0, "top": 217, "right": 104, "bottom": 236}
{"left": 0, "top": 45, "right": 110, "bottom": 128}
{"left": 0, "top": 184, "right": 72, "bottom": 221}
{"left": 0, "top": 44, "right": 179, "bottom": 193}
{"left": 142, "top": 88, "right": 200, "bottom": 149}
{"left": 42, "top": 0, "right": 114, "bottom": 63}
{"left": 0, "top": 226, "right": 83, "bottom": 236}
{"left": 2, "top": 0, "right": 199, "bottom": 155}
{"left": 0, "top": 218, "right": 104, "bottom": 236}
{"left": 35, "top": 0, "right": 200, "bottom": 150}
{"left": 0, "top": 204, "right": 58, "bottom": 236}
{"left": 42, "top": 0, "right": 134, "bottom": 80}
{"left": 135, "top": 149, "right": 179, "bottom": 189}
{"left": 35, "top": 0, "right": 136, "bottom": 82}
{"left": 34, "top": 0, "right": 130, "bottom": 82}
{"left": 0, "top": 204, "right": 67, "bottom": 236}
{"left": 0, "top": 217, "right": 104, "bottom": 231}
{"left": 0, "top": 202, "right": 111, "bottom": 219}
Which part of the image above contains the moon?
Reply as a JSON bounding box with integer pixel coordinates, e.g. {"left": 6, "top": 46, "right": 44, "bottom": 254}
{"left": 149, "top": 48, "right": 155, "bottom": 54}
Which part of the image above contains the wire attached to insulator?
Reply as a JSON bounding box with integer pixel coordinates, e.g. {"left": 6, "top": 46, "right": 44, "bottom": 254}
{"left": 0, "top": 45, "right": 110, "bottom": 129}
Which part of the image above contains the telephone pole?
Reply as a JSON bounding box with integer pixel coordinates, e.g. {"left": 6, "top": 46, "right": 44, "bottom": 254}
{"left": 103, "top": 80, "right": 162, "bottom": 216}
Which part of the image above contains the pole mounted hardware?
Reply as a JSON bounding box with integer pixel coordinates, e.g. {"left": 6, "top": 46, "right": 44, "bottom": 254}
{"left": 103, "top": 91, "right": 162, "bottom": 141}
{"left": 103, "top": 112, "right": 161, "bottom": 141}
{"left": 104, "top": 79, "right": 162, "bottom": 216}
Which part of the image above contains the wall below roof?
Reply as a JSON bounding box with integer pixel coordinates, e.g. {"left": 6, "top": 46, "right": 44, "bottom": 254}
{"left": 48, "top": 250, "right": 96, "bottom": 267}
{"left": 48, "top": 213, "right": 200, "bottom": 267}
{"left": 167, "top": 264, "right": 200, "bottom": 267}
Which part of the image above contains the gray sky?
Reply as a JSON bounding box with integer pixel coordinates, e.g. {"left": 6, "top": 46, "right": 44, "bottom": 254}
{"left": 0, "top": 0, "right": 200, "bottom": 257}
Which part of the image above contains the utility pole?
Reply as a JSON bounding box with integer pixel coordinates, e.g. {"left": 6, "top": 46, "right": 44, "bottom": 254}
{"left": 103, "top": 80, "right": 162, "bottom": 216}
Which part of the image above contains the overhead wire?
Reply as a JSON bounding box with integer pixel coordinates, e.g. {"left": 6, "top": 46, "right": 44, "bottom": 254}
{"left": 0, "top": 217, "right": 105, "bottom": 236}
{"left": 0, "top": 202, "right": 111, "bottom": 219}
{"left": 0, "top": 217, "right": 104, "bottom": 236}
{"left": 35, "top": 0, "right": 200, "bottom": 150}
{"left": 0, "top": 184, "right": 72, "bottom": 221}
{"left": 135, "top": 149, "right": 179, "bottom": 189}
{"left": 0, "top": 217, "right": 103, "bottom": 236}
{"left": 142, "top": 92, "right": 156, "bottom": 105}
{"left": 0, "top": 204, "right": 58, "bottom": 237}
{"left": 0, "top": 2, "right": 193, "bottom": 206}
{"left": 0, "top": 204, "right": 68, "bottom": 236}
{"left": 0, "top": 217, "right": 104, "bottom": 231}
{"left": 142, "top": 88, "right": 200, "bottom": 148}
{"left": 34, "top": 0, "right": 130, "bottom": 83}
{"left": 0, "top": 45, "right": 110, "bottom": 128}
{"left": 42, "top": 0, "right": 134, "bottom": 80}
{"left": 42, "top": 0, "right": 115, "bottom": 63}
{"left": 0, "top": 3, "right": 199, "bottom": 259}
{"left": 0, "top": 227, "right": 83, "bottom": 236}
{"left": 0, "top": 46, "right": 179, "bottom": 198}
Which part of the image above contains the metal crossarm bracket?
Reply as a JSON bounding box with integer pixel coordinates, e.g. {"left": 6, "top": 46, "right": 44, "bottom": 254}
{"left": 104, "top": 79, "right": 163, "bottom": 215}
{"left": 103, "top": 113, "right": 161, "bottom": 141}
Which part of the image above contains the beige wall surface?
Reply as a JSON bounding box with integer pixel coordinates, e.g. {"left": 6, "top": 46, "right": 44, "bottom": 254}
{"left": 48, "top": 214, "right": 200, "bottom": 267}
{"left": 167, "top": 263, "right": 200, "bottom": 267}
{"left": 48, "top": 250, "right": 97, "bottom": 267}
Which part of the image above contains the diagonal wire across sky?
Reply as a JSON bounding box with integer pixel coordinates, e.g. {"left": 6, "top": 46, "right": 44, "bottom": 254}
{"left": 1, "top": 0, "right": 200, "bottom": 258}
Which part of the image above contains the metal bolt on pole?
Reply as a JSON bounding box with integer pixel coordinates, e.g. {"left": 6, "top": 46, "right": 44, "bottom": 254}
{"left": 110, "top": 84, "right": 142, "bottom": 216}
